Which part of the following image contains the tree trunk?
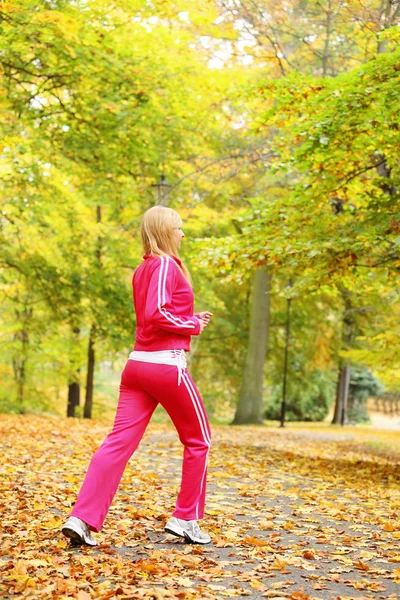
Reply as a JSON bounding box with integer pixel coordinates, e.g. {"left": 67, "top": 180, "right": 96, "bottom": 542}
{"left": 67, "top": 381, "right": 80, "bottom": 418}
{"left": 16, "top": 332, "right": 27, "bottom": 408}
{"left": 187, "top": 335, "right": 200, "bottom": 373}
{"left": 322, "top": 0, "right": 333, "bottom": 76}
{"left": 375, "top": 5, "right": 398, "bottom": 197}
{"left": 332, "top": 365, "right": 342, "bottom": 424}
{"left": 12, "top": 327, "right": 29, "bottom": 413}
{"left": 232, "top": 268, "right": 271, "bottom": 425}
{"left": 332, "top": 294, "right": 353, "bottom": 425}
{"left": 84, "top": 325, "right": 96, "bottom": 419}
{"left": 377, "top": 0, "right": 400, "bottom": 54}
{"left": 333, "top": 366, "right": 351, "bottom": 426}
{"left": 279, "top": 293, "right": 292, "bottom": 428}
{"left": 335, "top": 364, "right": 351, "bottom": 425}
{"left": 12, "top": 303, "right": 32, "bottom": 414}
{"left": 67, "top": 327, "right": 81, "bottom": 417}
{"left": 82, "top": 204, "right": 102, "bottom": 419}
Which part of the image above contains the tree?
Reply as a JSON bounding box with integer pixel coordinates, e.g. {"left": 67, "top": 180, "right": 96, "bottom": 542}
{"left": 233, "top": 268, "right": 271, "bottom": 424}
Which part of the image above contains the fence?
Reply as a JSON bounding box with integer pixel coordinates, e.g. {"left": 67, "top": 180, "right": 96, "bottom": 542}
{"left": 369, "top": 393, "right": 400, "bottom": 416}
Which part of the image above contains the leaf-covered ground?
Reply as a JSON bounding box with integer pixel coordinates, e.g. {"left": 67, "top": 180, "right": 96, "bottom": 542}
{"left": 1, "top": 415, "right": 400, "bottom": 600}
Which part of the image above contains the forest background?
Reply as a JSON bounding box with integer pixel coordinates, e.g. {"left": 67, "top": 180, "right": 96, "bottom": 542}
{"left": 1, "top": 0, "right": 399, "bottom": 426}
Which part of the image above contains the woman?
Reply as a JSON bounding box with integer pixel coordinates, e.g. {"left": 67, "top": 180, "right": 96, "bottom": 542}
{"left": 62, "top": 206, "right": 212, "bottom": 545}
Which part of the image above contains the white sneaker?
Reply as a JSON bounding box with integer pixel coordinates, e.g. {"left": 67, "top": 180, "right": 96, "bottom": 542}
{"left": 165, "top": 516, "right": 211, "bottom": 544}
{"left": 62, "top": 516, "right": 98, "bottom": 546}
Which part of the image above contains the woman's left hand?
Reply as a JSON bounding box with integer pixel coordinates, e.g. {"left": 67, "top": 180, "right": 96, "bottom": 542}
{"left": 198, "top": 311, "right": 213, "bottom": 327}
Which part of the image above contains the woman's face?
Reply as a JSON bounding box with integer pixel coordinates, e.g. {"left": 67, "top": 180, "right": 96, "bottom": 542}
{"left": 172, "top": 224, "right": 185, "bottom": 249}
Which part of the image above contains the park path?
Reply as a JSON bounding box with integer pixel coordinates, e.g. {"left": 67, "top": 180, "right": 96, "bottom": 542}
{"left": 0, "top": 415, "right": 400, "bottom": 599}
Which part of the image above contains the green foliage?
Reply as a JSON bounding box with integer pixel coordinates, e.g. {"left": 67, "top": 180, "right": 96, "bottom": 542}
{"left": 190, "top": 266, "right": 250, "bottom": 421}
{"left": 264, "top": 369, "right": 335, "bottom": 422}
{"left": 347, "top": 366, "right": 384, "bottom": 424}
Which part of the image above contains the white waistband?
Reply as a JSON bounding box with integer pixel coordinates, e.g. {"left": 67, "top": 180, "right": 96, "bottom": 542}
{"left": 128, "top": 349, "right": 187, "bottom": 385}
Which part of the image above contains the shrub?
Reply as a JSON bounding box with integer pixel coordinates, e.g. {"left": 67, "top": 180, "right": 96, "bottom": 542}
{"left": 347, "top": 367, "right": 383, "bottom": 424}
{"left": 264, "top": 369, "right": 335, "bottom": 422}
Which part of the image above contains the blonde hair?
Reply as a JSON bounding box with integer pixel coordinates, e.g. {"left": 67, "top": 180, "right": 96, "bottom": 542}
{"left": 141, "top": 206, "right": 191, "bottom": 284}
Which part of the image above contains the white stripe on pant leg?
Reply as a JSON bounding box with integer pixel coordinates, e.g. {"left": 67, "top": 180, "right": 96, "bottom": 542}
{"left": 183, "top": 372, "right": 211, "bottom": 446}
{"left": 182, "top": 373, "right": 211, "bottom": 447}
{"left": 182, "top": 372, "right": 211, "bottom": 446}
{"left": 184, "top": 373, "right": 211, "bottom": 446}
{"left": 181, "top": 373, "right": 211, "bottom": 518}
{"left": 196, "top": 448, "right": 209, "bottom": 520}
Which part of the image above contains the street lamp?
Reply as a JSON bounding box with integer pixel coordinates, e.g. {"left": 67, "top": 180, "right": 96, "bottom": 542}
{"left": 152, "top": 173, "right": 172, "bottom": 206}
{"left": 280, "top": 280, "right": 293, "bottom": 428}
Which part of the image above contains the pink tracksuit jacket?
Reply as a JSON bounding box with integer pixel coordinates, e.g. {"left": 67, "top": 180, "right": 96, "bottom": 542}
{"left": 133, "top": 254, "right": 202, "bottom": 351}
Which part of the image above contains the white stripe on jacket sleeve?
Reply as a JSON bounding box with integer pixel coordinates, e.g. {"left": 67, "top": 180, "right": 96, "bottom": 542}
{"left": 156, "top": 256, "right": 198, "bottom": 329}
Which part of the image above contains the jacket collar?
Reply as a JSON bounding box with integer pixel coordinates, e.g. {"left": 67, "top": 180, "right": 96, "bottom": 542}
{"left": 144, "top": 253, "right": 182, "bottom": 266}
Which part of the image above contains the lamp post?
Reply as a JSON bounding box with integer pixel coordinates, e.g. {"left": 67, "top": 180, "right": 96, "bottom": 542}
{"left": 152, "top": 173, "right": 172, "bottom": 206}
{"left": 280, "top": 280, "right": 293, "bottom": 428}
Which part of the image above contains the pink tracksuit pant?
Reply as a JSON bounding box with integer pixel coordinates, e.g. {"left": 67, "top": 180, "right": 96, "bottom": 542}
{"left": 70, "top": 360, "right": 211, "bottom": 532}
